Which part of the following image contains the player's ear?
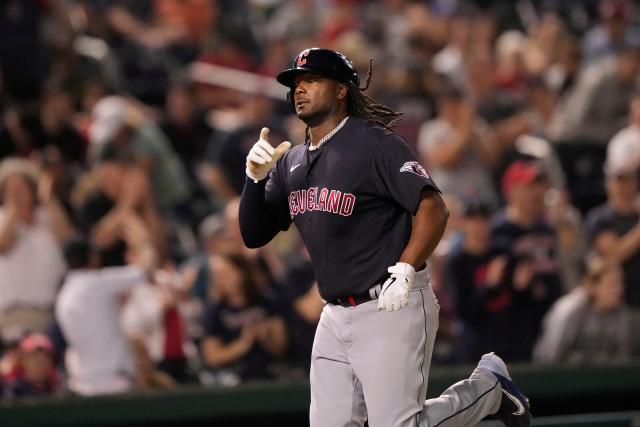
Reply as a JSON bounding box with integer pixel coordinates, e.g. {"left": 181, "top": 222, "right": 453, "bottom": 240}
{"left": 336, "top": 82, "right": 348, "bottom": 100}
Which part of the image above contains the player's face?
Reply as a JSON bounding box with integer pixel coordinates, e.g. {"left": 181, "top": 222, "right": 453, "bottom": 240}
{"left": 293, "top": 72, "right": 346, "bottom": 126}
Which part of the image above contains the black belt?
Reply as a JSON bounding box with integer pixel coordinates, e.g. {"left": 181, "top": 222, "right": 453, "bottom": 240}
{"left": 328, "top": 284, "right": 382, "bottom": 307}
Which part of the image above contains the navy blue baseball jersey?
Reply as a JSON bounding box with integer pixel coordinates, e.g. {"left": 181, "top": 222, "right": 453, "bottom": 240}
{"left": 240, "top": 116, "right": 439, "bottom": 301}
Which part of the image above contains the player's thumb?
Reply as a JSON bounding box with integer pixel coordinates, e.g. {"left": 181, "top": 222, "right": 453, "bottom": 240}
{"left": 259, "top": 127, "right": 270, "bottom": 142}
{"left": 272, "top": 141, "right": 291, "bottom": 162}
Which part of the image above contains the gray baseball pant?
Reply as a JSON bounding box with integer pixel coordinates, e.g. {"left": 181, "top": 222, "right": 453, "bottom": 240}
{"left": 309, "top": 269, "right": 502, "bottom": 427}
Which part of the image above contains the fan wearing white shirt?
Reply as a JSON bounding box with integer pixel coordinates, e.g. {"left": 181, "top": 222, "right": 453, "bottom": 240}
{"left": 0, "top": 158, "right": 74, "bottom": 339}
{"left": 56, "top": 231, "right": 156, "bottom": 396}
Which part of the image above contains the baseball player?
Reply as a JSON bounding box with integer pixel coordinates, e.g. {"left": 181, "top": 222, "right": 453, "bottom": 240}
{"left": 239, "top": 48, "right": 531, "bottom": 427}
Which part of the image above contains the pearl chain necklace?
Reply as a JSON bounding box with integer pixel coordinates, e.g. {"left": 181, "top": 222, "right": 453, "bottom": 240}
{"left": 308, "top": 116, "right": 349, "bottom": 151}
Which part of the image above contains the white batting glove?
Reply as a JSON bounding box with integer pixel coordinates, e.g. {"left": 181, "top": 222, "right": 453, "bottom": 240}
{"left": 377, "top": 262, "right": 415, "bottom": 312}
{"left": 246, "top": 127, "right": 291, "bottom": 183}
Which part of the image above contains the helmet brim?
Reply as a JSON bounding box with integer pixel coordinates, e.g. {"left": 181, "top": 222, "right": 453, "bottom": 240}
{"left": 276, "top": 67, "right": 315, "bottom": 88}
{"left": 277, "top": 67, "right": 350, "bottom": 88}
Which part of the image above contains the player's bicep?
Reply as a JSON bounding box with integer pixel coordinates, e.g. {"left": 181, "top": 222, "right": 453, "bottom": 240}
{"left": 371, "top": 135, "right": 440, "bottom": 214}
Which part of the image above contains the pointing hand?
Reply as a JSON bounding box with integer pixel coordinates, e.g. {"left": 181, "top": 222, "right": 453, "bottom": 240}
{"left": 246, "top": 127, "right": 291, "bottom": 183}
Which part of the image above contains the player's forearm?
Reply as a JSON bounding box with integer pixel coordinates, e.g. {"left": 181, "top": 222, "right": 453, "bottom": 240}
{"left": 239, "top": 178, "right": 282, "bottom": 248}
{"left": 399, "top": 190, "right": 449, "bottom": 269}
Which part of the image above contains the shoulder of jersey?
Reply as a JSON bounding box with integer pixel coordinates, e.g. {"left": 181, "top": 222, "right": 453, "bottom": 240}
{"left": 350, "top": 117, "right": 396, "bottom": 142}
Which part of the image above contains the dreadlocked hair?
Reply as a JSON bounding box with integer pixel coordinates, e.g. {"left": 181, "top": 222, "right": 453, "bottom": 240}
{"left": 347, "top": 59, "right": 403, "bottom": 129}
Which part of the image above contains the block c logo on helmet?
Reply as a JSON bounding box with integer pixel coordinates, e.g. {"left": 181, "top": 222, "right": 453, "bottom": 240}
{"left": 297, "top": 49, "right": 311, "bottom": 66}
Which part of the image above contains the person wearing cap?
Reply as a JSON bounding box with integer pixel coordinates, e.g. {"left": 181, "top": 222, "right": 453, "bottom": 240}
{"left": 5, "top": 333, "right": 61, "bottom": 398}
{"left": 490, "top": 160, "right": 563, "bottom": 361}
{"left": 89, "top": 96, "right": 191, "bottom": 214}
{"left": 585, "top": 126, "right": 640, "bottom": 308}
{"left": 178, "top": 213, "right": 227, "bottom": 303}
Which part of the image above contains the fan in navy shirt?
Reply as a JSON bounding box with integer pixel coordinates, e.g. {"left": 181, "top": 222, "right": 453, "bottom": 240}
{"left": 490, "top": 161, "right": 562, "bottom": 361}
{"left": 444, "top": 201, "right": 509, "bottom": 362}
{"left": 200, "top": 253, "right": 287, "bottom": 381}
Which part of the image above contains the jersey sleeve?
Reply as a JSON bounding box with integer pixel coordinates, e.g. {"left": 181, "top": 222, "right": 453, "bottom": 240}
{"left": 239, "top": 157, "right": 292, "bottom": 248}
{"left": 370, "top": 134, "right": 440, "bottom": 214}
{"left": 265, "top": 159, "right": 293, "bottom": 231}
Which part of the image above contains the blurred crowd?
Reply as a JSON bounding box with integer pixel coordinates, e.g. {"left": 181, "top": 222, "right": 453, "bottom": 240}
{"left": 1, "top": 0, "right": 640, "bottom": 401}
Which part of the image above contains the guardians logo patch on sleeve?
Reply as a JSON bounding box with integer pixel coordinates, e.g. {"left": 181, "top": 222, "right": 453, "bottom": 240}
{"left": 400, "top": 161, "right": 429, "bottom": 178}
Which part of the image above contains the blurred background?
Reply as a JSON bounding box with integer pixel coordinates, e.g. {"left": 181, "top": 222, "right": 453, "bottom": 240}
{"left": 0, "top": 0, "right": 639, "bottom": 425}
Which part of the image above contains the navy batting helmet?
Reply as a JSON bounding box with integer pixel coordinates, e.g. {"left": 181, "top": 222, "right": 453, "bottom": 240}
{"left": 276, "top": 48, "right": 360, "bottom": 88}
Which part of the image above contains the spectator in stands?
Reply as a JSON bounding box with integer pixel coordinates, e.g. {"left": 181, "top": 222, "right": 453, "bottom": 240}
{"left": 432, "top": 3, "right": 475, "bottom": 89}
{"left": 55, "top": 230, "right": 156, "bottom": 396}
{"left": 443, "top": 200, "right": 508, "bottom": 363}
{"left": 74, "top": 146, "right": 167, "bottom": 266}
{"left": 36, "top": 87, "right": 86, "bottom": 165}
{"left": 122, "top": 264, "right": 192, "bottom": 384}
{"left": 582, "top": 0, "right": 636, "bottom": 65}
{"left": 489, "top": 160, "right": 563, "bottom": 360}
{"left": 89, "top": 96, "right": 191, "bottom": 214}
{"left": 201, "top": 253, "right": 287, "bottom": 382}
{"left": 547, "top": 43, "right": 640, "bottom": 145}
{"left": 417, "top": 84, "right": 500, "bottom": 207}
{"left": 161, "top": 81, "right": 211, "bottom": 176}
{"left": 99, "top": 1, "right": 208, "bottom": 104}
{"left": 0, "top": 86, "right": 85, "bottom": 166}
{"left": 585, "top": 126, "right": 640, "bottom": 308}
{"left": 0, "top": 158, "right": 72, "bottom": 339}
{"left": 180, "top": 214, "right": 227, "bottom": 304}
{"left": 275, "top": 247, "right": 322, "bottom": 373}
{"left": 5, "top": 333, "right": 62, "bottom": 398}
{"left": 534, "top": 257, "right": 640, "bottom": 364}
{"left": 463, "top": 48, "right": 520, "bottom": 124}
